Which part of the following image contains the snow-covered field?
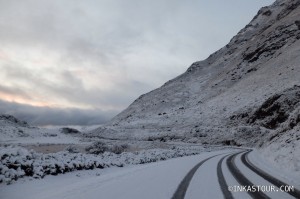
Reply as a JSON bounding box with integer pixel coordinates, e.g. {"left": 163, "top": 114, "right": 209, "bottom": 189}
{"left": 1, "top": 115, "right": 224, "bottom": 186}
{"left": 0, "top": 115, "right": 222, "bottom": 186}
{"left": 0, "top": 150, "right": 228, "bottom": 199}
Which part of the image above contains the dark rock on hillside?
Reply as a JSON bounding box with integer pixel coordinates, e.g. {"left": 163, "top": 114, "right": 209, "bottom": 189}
{"left": 231, "top": 85, "right": 300, "bottom": 130}
{"left": 60, "top": 127, "right": 81, "bottom": 134}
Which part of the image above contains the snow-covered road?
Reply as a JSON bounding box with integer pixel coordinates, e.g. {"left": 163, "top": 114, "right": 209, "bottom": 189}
{"left": 1, "top": 149, "right": 299, "bottom": 199}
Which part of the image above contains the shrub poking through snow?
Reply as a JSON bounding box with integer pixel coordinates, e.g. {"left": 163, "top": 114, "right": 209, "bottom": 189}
{"left": 85, "top": 142, "right": 129, "bottom": 155}
{"left": 85, "top": 141, "right": 108, "bottom": 154}
{"left": 109, "top": 144, "right": 129, "bottom": 154}
{"left": 65, "top": 145, "right": 80, "bottom": 153}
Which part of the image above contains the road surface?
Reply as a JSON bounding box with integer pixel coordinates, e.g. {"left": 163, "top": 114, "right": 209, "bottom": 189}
{"left": 1, "top": 149, "right": 299, "bottom": 199}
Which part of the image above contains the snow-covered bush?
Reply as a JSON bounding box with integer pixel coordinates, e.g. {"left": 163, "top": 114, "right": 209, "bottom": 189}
{"left": 0, "top": 145, "right": 207, "bottom": 185}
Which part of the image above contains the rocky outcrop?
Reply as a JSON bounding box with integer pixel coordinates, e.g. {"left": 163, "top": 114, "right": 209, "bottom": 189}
{"left": 231, "top": 85, "right": 300, "bottom": 130}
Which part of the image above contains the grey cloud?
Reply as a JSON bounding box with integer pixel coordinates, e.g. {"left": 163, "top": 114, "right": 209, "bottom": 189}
{"left": 0, "top": 99, "right": 117, "bottom": 126}
{"left": 0, "top": 85, "right": 32, "bottom": 100}
{"left": 1, "top": 63, "right": 152, "bottom": 109}
{"left": 0, "top": 0, "right": 276, "bottom": 58}
{"left": 41, "top": 74, "right": 153, "bottom": 109}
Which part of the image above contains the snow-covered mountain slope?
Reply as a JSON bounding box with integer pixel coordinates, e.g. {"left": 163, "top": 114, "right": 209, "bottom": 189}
{"left": 0, "top": 114, "right": 30, "bottom": 128}
{"left": 92, "top": 0, "right": 300, "bottom": 172}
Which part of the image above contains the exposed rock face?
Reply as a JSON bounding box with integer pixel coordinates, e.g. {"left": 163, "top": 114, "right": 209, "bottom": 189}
{"left": 90, "top": 0, "right": 299, "bottom": 161}
{"left": 231, "top": 85, "right": 300, "bottom": 130}
{"left": 249, "top": 86, "right": 300, "bottom": 129}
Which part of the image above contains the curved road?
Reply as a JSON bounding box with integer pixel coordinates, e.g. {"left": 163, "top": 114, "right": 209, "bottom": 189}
{"left": 1, "top": 149, "right": 299, "bottom": 199}
{"left": 173, "top": 150, "right": 299, "bottom": 199}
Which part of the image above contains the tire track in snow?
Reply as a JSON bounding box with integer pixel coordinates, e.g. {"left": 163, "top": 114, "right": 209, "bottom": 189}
{"left": 171, "top": 153, "right": 227, "bottom": 199}
{"left": 242, "top": 151, "right": 300, "bottom": 199}
{"left": 227, "top": 151, "right": 271, "bottom": 199}
{"left": 217, "top": 153, "right": 235, "bottom": 199}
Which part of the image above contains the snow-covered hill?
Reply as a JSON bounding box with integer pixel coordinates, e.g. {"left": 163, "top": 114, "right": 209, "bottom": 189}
{"left": 0, "top": 114, "right": 37, "bottom": 140}
{"left": 93, "top": 0, "right": 300, "bottom": 173}
{"left": 0, "top": 114, "right": 83, "bottom": 145}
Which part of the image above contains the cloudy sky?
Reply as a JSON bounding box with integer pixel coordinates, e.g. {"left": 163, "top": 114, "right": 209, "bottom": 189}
{"left": 0, "top": 0, "right": 275, "bottom": 125}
